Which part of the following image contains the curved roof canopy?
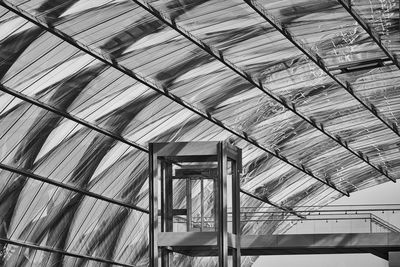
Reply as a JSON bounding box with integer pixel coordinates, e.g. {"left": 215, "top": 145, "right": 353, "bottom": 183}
{"left": 0, "top": 0, "right": 399, "bottom": 266}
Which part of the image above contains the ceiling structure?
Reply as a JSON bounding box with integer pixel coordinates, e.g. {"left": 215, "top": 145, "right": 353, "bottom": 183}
{"left": 0, "top": 0, "right": 399, "bottom": 266}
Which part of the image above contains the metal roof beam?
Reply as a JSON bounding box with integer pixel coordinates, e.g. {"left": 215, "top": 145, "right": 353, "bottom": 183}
{"left": 243, "top": 0, "right": 398, "bottom": 182}
{"left": 0, "top": 162, "right": 149, "bottom": 214}
{"left": 0, "top": 87, "right": 306, "bottom": 217}
{"left": 241, "top": 189, "right": 306, "bottom": 219}
{"left": 337, "top": 0, "right": 400, "bottom": 70}
{"left": 127, "top": 0, "right": 395, "bottom": 183}
{"left": 243, "top": 0, "right": 399, "bottom": 136}
{"left": 0, "top": 84, "right": 148, "bottom": 153}
{"left": 0, "top": 0, "right": 351, "bottom": 196}
{"left": 0, "top": 237, "right": 136, "bottom": 267}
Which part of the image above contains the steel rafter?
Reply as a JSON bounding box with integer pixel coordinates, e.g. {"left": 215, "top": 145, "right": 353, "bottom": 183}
{"left": 129, "top": 0, "right": 395, "bottom": 184}
{"left": 240, "top": 189, "right": 306, "bottom": 219}
{"left": 0, "top": 85, "right": 148, "bottom": 153}
{"left": 243, "top": 0, "right": 399, "bottom": 181}
{"left": 0, "top": 162, "right": 149, "bottom": 213}
{"left": 337, "top": 0, "right": 400, "bottom": 70}
{"left": 244, "top": 0, "right": 399, "bottom": 136}
{"left": 0, "top": 0, "right": 351, "bottom": 197}
{"left": 0, "top": 88, "right": 300, "bottom": 218}
{"left": 0, "top": 237, "right": 136, "bottom": 267}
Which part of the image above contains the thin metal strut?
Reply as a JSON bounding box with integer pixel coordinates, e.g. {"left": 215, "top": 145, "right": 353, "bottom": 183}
{"left": 0, "top": 0, "right": 351, "bottom": 197}
{"left": 128, "top": 0, "right": 395, "bottom": 183}
{"left": 0, "top": 237, "right": 136, "bottom": 267}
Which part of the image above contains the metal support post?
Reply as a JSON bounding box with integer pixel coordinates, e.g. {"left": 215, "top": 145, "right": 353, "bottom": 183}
{"left": 217, "top": 142, "right": 228, "bottom": 267}
{"left": 232, "top": 148, "right": 242, "bottom": 267}
{"left": 149, "top": 143, "right": 159, "bottom": 267}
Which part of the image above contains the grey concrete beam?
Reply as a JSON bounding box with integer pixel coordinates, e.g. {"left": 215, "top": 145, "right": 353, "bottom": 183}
{"left": 158, "top": 233, "right": 400, "bottom": 258}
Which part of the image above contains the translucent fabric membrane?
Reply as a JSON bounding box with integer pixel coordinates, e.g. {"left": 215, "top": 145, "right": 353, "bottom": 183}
{"left": 0, "top": 0, "right": 399, "bottom": 266}
{"left": 1, "top": 1, "right": 392, "bottom": 194}
{"left": 1, "top": 245, "right": 137, "bottom": 267}
{"left": 351, "top": 0, "right": 400, "bottom": 56}
{"left": 0, "top": 100, "right": 150, "bottom": 207}
{"left": 338, "top": 65, "right": 400, "bottom": 125}
{"left": 0, "top": 168, "right": 149, "bottom": 266}
{"left": 257, "top": 0, "right": 388, "bottom": 66}
{"left": 139, "top": 0, "right": 400, "bottom": 178}
{"left": 248, "top": 0, "right": 400, "bottom": 173}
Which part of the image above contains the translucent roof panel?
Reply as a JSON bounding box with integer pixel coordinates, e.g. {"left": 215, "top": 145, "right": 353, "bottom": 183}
{"left": 131, "top": 0, "right": 400, "bottom": 179}
{"left": 0, "top": 3, "right": 390, "bottom": 192}
{"left": 0, "top": 0, "right": 399, "bottom": 266}
{"left": 3, "top": 169, "right": 149, "bottom": 266}
{"left": 257, "top": 0, "right": 388, "bottom": 65}
{"left": 351, "top": 0, "right": 400, "bottom": 57}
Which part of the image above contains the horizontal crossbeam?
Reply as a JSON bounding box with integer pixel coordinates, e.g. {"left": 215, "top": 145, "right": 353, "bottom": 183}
{"left": 160, "top": 232, "right": 400, "bottom": 259}
{"left": 0, "top": 237, "right": 136, "bottom": 266}
{"left": 0, "top": 0, "right": 350, "bottom": 197}
{"left": 240, "top": 189, "right": 305, "bottom": 219}
{"left": 0, "top": 162, "right": 149, "bottom": 214}
{"left": 243, "top": 0, "right": 397, "bottom": 183}
{"left": 337, "top": 0, "right": 400, "bottom": 71}
{"left": 241, "top": 233, "right": 400, "bottom": 259}
{"left": 131, "top": 0, "right": 395, "bottom": 184}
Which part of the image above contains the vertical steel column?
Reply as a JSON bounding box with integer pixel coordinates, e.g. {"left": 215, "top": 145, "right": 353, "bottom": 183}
{"left": 201, "top": 178, "right": 204, "bottom": 232}
{"left": 213, "top": 175, "right": 218, "bottom": 232}
{"left": 149, "top": 144, "right": 159, "bottom": 267}
{"left": 232, "top": 149, "right": 242, "bottom": 267}
{"left": 217, "top": 142, "right": 228, "bottom": 267}
{"left": 162, "top": 163, "right": 173, "bottom": 267}
{"left": 165, "top": 163, "right": 173, "bottom": 232}
{"left": 161, "top": 161, "right": 166, "bottom": 233}
{"left": 186, "top": 178, "right": 192, "bottom": 232}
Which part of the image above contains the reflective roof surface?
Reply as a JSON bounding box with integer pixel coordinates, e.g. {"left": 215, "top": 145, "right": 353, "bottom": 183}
{"left": 0, "top": 0, "right": 399, "bottom": 266}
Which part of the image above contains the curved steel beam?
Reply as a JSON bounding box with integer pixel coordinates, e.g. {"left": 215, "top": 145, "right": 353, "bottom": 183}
{"left": 0, "top": 85, "right": 300, "bottom": 216}
{"left": 241, "top": 0, "right": 397, "bottom": 183}
{"left": 0, "top": 84, "right": 148, "bottom": 153}
{"left": 129, "top": 0, "right": 395, "bottom": 184}
{"left": 337, "top": 0, "right": 400, "bottom": 70}
{"left": 244, "top": 0, "right": 400, "bottom": 139}
{"left": 0, "top": 0, "right": 351, "bottom": 196}
{"left": 0, "top": 162, "right": 149, "bottom": 213}
{"left": 0, "top": 237, "right": 136, "bottom": 267}
{"left": 240, "top": 189, "right": 306, "bottom": 219}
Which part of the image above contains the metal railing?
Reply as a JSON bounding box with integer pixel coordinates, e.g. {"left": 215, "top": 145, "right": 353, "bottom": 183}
{"left": 238, "top": 204, "right": 400, "bottom": 234}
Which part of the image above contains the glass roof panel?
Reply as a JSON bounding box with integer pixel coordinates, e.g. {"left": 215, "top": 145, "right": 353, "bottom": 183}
{"left": 5, "top": 172, "right": 148, "bottom": 265}
{"left": 1, "top": 1, "right": 400, "bottom": 265}
{"left": 116, "top": 1, "right": 400, "bottom": 179}
{"left": 338, "top": 65, "right": 400, "bottom": 126}
{"left": 351, "top": 0, "right": 400, "bottom": 57}
{"left": 1, "top": 1, "right": 398, "bottom": 197}
{"left": 257, "top": 0, "right": 388, "bottom": 66}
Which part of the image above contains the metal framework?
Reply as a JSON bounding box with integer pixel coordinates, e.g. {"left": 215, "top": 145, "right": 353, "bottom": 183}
{"left": 0, "top": 84, "right": 148, "bottom": 153}
{"left": 243, "top": 0, "right": 400, "bottom": 139}
{"left": 0, "top": 84, "right": 300, "bottom": 216}
{"left": 129, "top": 0, "right": 395, "bottom": 184}
{"left": 0, "top": 162, "right": 149, "bottom": 213}
{"left": 241, "top": 189, "right": 306, "bottom": 219}
{"left": 244, "top": 0, "right": 400, "bottom": 180}
{"left": 337, "top": 0, "right": 400, "bottom": 70}
{"left": 0, "top": 1, "right": 399, "bottom": 266}
{"left": 0, "top": 0, "right": 352, "bottom": 197}
{"left": 0, "top": 238, "right": 136, "bottom": 267}
{"left": 149, "top": 141, "right": 242, "bottom": 267}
